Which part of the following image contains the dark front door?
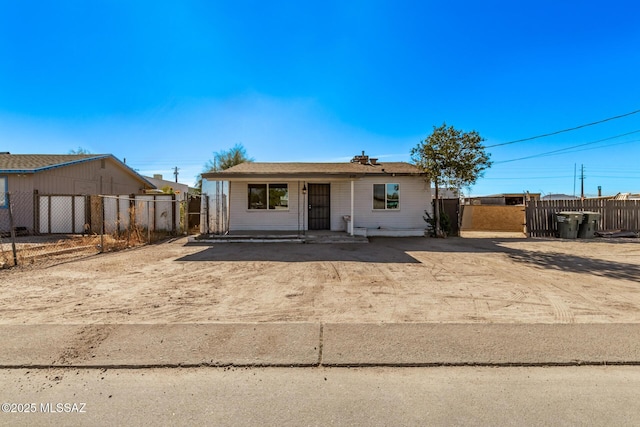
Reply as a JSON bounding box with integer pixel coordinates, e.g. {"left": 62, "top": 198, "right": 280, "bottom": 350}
{"left": 308, "top": 184, "right": 330, "bottom": 230}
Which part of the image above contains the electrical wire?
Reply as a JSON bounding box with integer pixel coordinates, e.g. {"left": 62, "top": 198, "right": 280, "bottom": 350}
{"left": 493, "top": 131, "right": 640, "bottom": 164}
{"left": 485, "top": 109, "right": 640, "bottom": 148}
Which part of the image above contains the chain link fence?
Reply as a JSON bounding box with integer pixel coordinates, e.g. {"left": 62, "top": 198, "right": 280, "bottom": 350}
{"left": 1, "top": 192, "right": 190, "bottom": 268}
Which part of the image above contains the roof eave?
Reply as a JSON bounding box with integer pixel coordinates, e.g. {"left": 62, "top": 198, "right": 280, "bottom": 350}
{"left": 0, "top": 170, "right": 36, "bottom": 174}
{"left": 203, "top": 171, "right": 424, "bottom": 181}
{"left": 203, "top": 172, "right": 367, "bottom": 180}
{"left": 0, "top": 155, "right": 156, "bottom": 189}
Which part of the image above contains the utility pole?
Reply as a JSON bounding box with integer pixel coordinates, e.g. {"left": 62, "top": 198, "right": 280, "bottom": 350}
{"left": 173, "top": 166, "right": 179, "bottom": 183}
{"left": 573, "top": 163, "right": 577, "bottom": 197}
{"left": 580, "top": 164, "right": 585, "bottom": 200}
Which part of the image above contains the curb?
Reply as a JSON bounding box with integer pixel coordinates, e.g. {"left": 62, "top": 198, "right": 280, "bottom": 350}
{"left": 1, "top": 323, "right": 640, "bottom": 368}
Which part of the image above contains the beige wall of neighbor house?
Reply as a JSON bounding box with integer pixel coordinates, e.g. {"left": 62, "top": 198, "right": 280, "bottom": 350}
{"left": 31, "top": 159, "right": 147, "bottom": 195}
{"left": 461, "top": 205, "right": 525, "bottom": 232}
{"left": 1, "top": 156, "right": 152, "bottom": 234}
{"left": 5, "top": 174, "right": 35, "bottom": 194}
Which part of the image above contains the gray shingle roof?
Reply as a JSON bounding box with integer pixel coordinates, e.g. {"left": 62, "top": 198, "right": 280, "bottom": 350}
{"left": 0, "top": 153, "right": 155, "bottom": 188}
{"left": 0, "top": 154, "right": 107, "bottom": 172}
{"left": 203, "top": 161, "right": 422, "bottom": 179}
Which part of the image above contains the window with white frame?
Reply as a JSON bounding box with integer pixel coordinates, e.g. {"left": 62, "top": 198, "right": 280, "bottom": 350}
{"left": 0, "top": 176, "right": 6, "bottom": 208}
{"left": 373, "top": 183, "right": 399, "bottom": 210}
{"left": 248, "top": 183, "right": 289, "bottom": 210}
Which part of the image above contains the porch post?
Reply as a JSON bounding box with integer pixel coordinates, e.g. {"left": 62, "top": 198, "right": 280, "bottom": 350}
{"left": 350, "top": 179, "right": 354, "bottom": 236}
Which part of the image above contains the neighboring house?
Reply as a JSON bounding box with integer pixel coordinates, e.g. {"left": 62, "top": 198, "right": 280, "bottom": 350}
{"left": 465, "top": 192, "right": 541, "bottom": 206}
{"left": 432, "top": 187, "right": 459, "bottom": 199}
{"left": 144, "top": 174, "right": 191, "bottom": 200}
{"left": 0, "top": 153, "right": 154, "bottom": 234}
{"left": 541, "top": 194, "right": 580, "bottom": 201}
{"left": 202, "top": 153, "right": 431, "bottom": 236}
{"left": 611, "top": 193, "right": 640, "bottom": 201}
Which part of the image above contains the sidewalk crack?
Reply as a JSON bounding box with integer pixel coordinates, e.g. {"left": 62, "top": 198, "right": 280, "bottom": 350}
{"left": 318, "top": 323, "right": 324, "bottom": 366}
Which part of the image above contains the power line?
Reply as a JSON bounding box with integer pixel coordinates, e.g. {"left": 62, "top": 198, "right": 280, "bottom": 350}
{"left": 482, "top": 175, "right": 575, "bottom": 180}
{"left": 494, "top": 131, "right": 640, "bottom": 164}
{"left": 486, "top": 109, "right": 640, "bottom": 148}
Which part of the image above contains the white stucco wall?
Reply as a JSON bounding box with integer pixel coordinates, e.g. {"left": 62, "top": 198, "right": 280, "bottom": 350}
{"left": 228, "top": 181, "right": 305, "bottom": 231}
{"left": 351, "top": 176, "right": 431, "bottom": 230}
{"left": 224, "top": 176, "right": 431, "bottom": 232}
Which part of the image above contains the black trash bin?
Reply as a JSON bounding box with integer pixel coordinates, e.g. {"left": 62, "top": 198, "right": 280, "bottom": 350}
{"left": 555, "top": 211, "right": 583, "bottom": 239}
{"left": 578, "top": 211, "right": 601, "bottom": 239}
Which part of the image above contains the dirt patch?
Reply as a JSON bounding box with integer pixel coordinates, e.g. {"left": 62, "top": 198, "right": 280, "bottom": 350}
{"left": 1, "top": 236, "right": 639, "bottom": 324}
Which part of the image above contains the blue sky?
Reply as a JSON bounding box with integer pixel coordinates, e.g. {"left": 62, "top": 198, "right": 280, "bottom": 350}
{"left": 1, "top": 0, "right": 639, "bottom": 197}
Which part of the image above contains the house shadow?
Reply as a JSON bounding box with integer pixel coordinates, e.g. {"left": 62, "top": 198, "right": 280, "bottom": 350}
{"left": 176, "top": 236, "right": 640, "bottom": 281}
{"left": 176, "top": 241, "right": 422, "bottom": 264}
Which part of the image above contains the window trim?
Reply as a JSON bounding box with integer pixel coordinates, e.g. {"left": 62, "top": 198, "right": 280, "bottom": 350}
{"left": 247, "top": 183, "right": 289, "bottom": 211}
{"left": 373, "top": 183, "right": 400, "bottom": 211}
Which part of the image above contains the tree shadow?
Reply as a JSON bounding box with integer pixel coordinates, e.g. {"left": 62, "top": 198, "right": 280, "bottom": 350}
{"left": 404, "top": 235, "right": 640, "bottom": 281}
{"left": 504, "top": 250, "right": 640, "bottom": 282}
{"left": 408, "top": 235, "right": 640, "bottom": 281}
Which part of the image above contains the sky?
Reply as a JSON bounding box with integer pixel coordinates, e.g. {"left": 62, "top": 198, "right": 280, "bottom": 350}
{"left": 1, "top": 0, "right": 639, "bottom": 197}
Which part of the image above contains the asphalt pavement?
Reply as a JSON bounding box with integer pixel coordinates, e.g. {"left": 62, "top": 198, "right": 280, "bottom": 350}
{"left": 3, "top": 366, "right": 640, "bottom": 426}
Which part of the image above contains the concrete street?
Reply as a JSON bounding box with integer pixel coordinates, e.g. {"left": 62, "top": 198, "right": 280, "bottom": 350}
{"left": 1, "top": 323, "right": 640, "bottom": 426}
{"left": 1, "top": 366, "right": 640, "bottom": 426}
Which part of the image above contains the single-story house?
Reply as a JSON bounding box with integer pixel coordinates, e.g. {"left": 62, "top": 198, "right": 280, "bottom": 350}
{"left": 611, "top": 193, "right": 640, "bottom": 201}
{"left": 202, "top": 153, "right": 431, "bottom": 237}
{"left": 541, "top": 194, "right": 580, "bottom": 201}
{"left": 144, "top": 174, "right": 191, "bottom": 200}
{"left": 0, "top": 153, "right": 154, "bottom": 234}
{"left": 464, "top": 192, "right": 541, "bottom": 206}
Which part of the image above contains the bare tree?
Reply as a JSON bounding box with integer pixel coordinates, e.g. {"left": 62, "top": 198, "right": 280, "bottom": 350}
{"left": 196, "top": 144, "right": 254, "bottom": 191}
{"left": 69, "top": 147, "right": 91, "bottom": 154}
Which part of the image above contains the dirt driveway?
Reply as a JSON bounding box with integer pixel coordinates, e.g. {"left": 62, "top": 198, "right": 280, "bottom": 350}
{"left": 1, "top": 236, "right": 639, "bottom": 324}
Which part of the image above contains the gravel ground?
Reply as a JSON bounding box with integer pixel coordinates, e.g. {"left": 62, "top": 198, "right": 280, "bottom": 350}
{"left": 1, "top": 235, "right": 639, "bottom": 324}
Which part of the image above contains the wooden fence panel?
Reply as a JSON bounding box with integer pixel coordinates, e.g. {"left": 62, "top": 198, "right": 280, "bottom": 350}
{"left": 525, "top": 199, "right": 640, "bottom": 237}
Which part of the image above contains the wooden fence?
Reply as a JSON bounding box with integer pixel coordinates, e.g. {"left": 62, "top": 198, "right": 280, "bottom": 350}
{"left": 525, "top": 199, "right": 640, "bottom": 237}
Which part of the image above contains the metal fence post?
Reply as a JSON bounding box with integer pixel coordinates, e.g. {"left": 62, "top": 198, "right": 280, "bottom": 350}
{"left": 147, "top": 199, "right": 151, "bottom": 244}
{"left": 171, "top": 194, "right": 177, "bottom": 235}
{"left": 7, "top": 193, "right": 18, "bottom": 266}
{"left": 185, "top": 196, "right": 189, "bottom": 235}
{"left": 205, "top": 194, "right": 210, "bottom": 234}
{"left": 100, "top": 196, "right": 104, "bottom": 253}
